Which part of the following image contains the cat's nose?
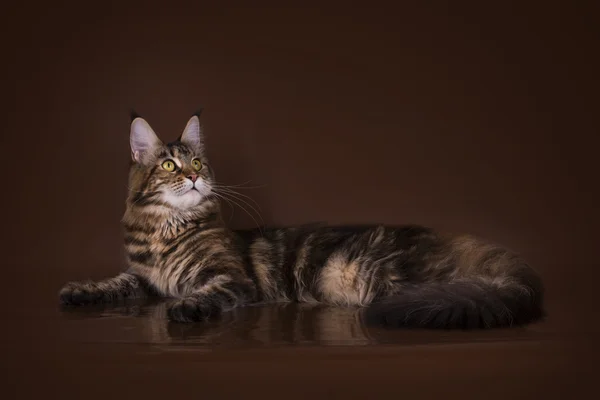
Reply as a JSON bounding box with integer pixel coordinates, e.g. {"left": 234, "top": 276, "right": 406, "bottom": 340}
{"left": 187, "top": 174, "right": 198, "bottom": 183}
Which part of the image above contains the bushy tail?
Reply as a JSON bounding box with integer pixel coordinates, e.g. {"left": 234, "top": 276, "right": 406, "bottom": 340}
{"left": 363, "top": 271, "right": 545, "bottom": 330}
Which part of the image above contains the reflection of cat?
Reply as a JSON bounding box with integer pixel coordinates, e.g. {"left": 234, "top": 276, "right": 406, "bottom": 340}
{"left": 59, "top": 112, "right": 545, "bottom": 330}
{"left": 61, "top": 300, "right": 372, "bottom": 347}
{"left": 161, "top": 302, "right": 372, "bottom": 347}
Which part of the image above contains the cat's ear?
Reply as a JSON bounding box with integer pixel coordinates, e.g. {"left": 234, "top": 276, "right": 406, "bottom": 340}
{"left": 179, "top": 113, "right": 204, "bottom": 153}
{"left": 130, "top": 117, "right": 163, "bottom": 164}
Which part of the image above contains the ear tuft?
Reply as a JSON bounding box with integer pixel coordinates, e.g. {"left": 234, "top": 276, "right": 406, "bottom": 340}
{"left": 129, "top": 109, "right": 142, "bottom": 123}
{"left": 130, "top": 117, "right": 163, "bottom": 164}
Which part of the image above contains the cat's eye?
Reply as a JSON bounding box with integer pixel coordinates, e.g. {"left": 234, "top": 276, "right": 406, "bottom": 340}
{"left": 191, "top": 158, "right": 203, "bottom": 171}
{"left": 161, "top": 160, "right": 176, "bottom": 172}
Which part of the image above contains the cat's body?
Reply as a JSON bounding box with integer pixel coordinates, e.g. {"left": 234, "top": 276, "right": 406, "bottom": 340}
{"left": 59, "top": 113, "right": 545, "bottom": 329}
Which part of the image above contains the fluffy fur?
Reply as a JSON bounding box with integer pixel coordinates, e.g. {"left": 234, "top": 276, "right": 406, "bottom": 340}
{"left": 59, "top": 113, "right": 545, "bottom": 329}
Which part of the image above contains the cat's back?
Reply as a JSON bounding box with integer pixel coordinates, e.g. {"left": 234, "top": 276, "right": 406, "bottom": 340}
{"left": 231, "top": 222, "right": 445, "bottom": 301}
{"left": 232, "top": 222, "right": 441, "bottom": 255}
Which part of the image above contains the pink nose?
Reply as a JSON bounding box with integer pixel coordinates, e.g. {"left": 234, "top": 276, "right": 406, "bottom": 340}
{"left": 187, "top": 174, "right": 198, "bottom": 183}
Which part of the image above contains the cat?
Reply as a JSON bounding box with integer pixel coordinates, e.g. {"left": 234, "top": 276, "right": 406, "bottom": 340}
{"left": 59, "top": 111, "right": 545, "bottom": 329}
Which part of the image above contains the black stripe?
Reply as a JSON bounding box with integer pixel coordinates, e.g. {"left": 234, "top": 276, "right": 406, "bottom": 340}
{"left": 123, "top": 223, "right": 154, "bottom": 235}
{"left": 124, "top": 236, "right": 149, "bottom": 246}
{"left": 128, "top": 251, "right": 153, "bottom": 264}
{"left": 157, "top": 149, "right": 169, "bottom": 159}
{"left": 162, "top": 242, "right": 181, "bottom": 257}
{"left": 162, "top": 226, "right": 204, "bottom": 247}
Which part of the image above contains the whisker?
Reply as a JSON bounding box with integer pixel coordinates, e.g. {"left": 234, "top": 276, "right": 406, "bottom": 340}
{"left": 214, "top": 192, "right": 236, "bottom": 223}
{"left": 213, "top": 192, "right": 264, "bottom": 236}
{"left": 215, "top": 191, "right": 264, "bottom": 225}
{"left": 214, "top": 189, "right": 265, "bottom": 227}
{"left": 214, "top": 179, "right": 254, "bottom": 187}
{"left": 212, "top": 180, "right": 268, "bottom": 190}
{"left": 213, "top": 187, "right": 262, "bottom": 211}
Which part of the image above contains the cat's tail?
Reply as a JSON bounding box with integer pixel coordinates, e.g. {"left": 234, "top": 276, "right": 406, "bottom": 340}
{"left": 363, "top": 236, "right": 545, "bottom": 329}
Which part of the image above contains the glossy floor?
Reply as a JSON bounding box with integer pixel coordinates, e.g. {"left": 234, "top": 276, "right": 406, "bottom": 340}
{"left": 3, "top": 281, "right": 596, "bottom": 400}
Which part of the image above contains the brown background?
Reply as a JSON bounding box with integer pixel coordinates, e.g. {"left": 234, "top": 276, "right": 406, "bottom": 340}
{"left": 4, "top": 0, "right": 598, "bottom": 306}
{"left": 1, "top": 1, "right": 598, "bottom": 398}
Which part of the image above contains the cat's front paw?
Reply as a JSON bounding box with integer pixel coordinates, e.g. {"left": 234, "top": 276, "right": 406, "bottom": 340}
{"left": 167, "top": 298, "right": 220, "bottom": 323}
{"left": 59, "top": 281, "right": 103, "bottom": 306}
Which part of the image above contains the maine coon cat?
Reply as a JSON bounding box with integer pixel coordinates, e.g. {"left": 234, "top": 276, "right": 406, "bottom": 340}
{"left": 59, "top": 112, "right": 545, "bottom": 329}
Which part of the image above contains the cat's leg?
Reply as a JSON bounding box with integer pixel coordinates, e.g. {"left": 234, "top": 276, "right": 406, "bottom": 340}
{"left": 167, "top": 274, "right": 255, "bottom": 323}
{"left": 59, "top": 272, "right": 151, "bottom": 306}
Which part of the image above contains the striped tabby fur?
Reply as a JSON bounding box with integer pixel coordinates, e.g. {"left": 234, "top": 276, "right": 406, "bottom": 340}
{"left": 59, "top": 112, "right": 545, "bottom": 329}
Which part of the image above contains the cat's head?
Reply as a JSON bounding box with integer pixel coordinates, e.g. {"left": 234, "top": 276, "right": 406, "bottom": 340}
{"left": 127, "top": 112, "right": 215, "bottom": 210}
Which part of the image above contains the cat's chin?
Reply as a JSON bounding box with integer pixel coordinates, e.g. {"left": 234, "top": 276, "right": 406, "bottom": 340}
{"left": 162, "top": 189, "right": 205, "bottom": 210}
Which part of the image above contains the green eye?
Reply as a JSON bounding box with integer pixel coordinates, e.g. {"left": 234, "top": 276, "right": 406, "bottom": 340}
{"left": 191, "top": 159, "right": 203, "bottom": 171}
{"left": 161, "top": 160, "right": 176, "bottom": 172}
